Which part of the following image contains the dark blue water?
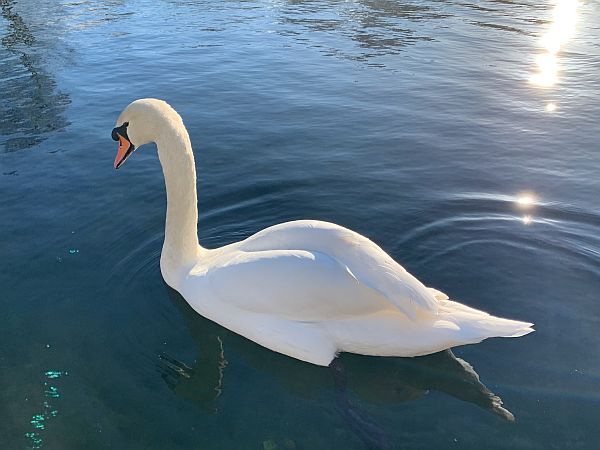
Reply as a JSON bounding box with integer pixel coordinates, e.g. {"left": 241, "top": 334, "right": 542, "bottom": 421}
{"left": 1, "top": 0, "right": 599, "bottom": 448}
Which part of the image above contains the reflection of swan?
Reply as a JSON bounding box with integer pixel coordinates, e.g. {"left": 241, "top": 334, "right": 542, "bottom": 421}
{"left": 160, "top": 286, "right": 514, "bottom": 448}
{"left": 113, "top": 98, "right": 533, "bottom": 367}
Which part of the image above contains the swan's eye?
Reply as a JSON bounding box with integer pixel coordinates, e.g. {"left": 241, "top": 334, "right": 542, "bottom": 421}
{"left": 111, "top": 122, "right": 130, "bottom": 141}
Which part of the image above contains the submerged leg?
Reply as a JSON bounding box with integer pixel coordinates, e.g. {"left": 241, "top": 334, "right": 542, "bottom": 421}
{"left": 329, "top": 357, "right": 392, "bottom": 450}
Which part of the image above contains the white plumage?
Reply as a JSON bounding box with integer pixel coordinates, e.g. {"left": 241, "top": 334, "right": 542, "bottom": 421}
{"left": 113, "top": 99, "right": 533, "bottom": 366}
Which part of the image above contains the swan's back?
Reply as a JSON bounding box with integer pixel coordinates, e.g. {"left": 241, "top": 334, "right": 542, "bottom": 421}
{"left": 239, "top": 220, "right": 439, "bottom": 319}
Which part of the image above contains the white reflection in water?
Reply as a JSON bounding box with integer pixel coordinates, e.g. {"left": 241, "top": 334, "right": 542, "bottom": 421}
{"left": 530, "top": 0, "right": 579, "bottom": 87}
{"left": 516, "top": 193, "right": 537, "bottom": 208}
{"left": 516, "top": 193, "right": 537, "bottom": 225}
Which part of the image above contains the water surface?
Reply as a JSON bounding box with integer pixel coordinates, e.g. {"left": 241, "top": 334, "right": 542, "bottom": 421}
{"left": 1, "top": 1, "right": 599, "bottom": 449}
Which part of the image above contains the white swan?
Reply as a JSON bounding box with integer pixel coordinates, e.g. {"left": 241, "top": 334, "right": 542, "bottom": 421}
{"left": 112, "top": 99, "right": 534, "bottom": 366}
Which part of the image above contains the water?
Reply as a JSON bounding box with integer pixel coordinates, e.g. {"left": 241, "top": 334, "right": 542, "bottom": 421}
{"left": 1, "top": 0, "right": 599, "bottom": 448}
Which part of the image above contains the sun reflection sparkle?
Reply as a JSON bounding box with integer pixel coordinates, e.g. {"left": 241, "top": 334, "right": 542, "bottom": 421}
{"left": 516, "top": 194, "right": 536, "bottom": 208}
{"left": 529, "top": 0, "right": 579, "bottom": 87}
{"left": 515, "top": 193, "right": 537, "bottom": 225}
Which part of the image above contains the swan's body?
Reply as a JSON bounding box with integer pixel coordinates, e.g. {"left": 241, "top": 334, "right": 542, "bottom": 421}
{"left": 113, "top": 99, "right": 533, "bottom": 366}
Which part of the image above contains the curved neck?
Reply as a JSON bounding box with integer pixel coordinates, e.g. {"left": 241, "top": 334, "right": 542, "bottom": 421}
{"left": 156, "top": 123, "right": 202, "bottom": 276}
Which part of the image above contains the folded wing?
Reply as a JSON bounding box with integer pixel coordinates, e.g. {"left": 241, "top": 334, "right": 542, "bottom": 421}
{"left": 239, "top": 220, "right": 439, "bottom": 320}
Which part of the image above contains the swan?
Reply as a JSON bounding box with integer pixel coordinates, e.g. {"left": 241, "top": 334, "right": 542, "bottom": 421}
{"left": 162, "top": 287, "right": 517, "bottom": 421}
{"left": 112, "top": 98, "right": 534, "bottom": 367}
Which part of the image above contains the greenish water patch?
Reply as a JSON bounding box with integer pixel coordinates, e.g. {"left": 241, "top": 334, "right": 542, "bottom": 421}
{"left": 25, "top": 370, "right": 68, "bottom": 449}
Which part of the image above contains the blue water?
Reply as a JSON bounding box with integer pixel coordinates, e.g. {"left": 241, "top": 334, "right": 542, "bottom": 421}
{"left": 1, "top": 0, "right": 599, "bottom": 448}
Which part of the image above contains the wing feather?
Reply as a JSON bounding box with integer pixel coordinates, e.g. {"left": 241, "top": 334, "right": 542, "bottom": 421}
{"left": 240, "top": 220, "right": 439, "bottom": 319}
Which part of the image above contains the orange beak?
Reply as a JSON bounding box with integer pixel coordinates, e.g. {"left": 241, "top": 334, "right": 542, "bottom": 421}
{"left": 114, "top": 134, "right": 132, "bottom": 169}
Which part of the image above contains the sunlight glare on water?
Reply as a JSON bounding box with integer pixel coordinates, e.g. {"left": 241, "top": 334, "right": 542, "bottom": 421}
{"left": 516, "top": 193, "right": 537, "bottom": 209}
{"left": 516, "top": 193, "right": 537, "bottom": 225}
{"left": 530, "top": 0, "right": 580, "bottom": 87}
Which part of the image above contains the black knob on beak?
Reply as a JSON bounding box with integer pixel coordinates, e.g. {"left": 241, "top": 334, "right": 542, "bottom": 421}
{"left": 112, "top": 121, "right": 130, "bottom": 141}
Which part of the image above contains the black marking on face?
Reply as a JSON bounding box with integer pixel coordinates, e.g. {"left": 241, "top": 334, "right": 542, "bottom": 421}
{"left": 112, "top": 121, "right": 130, "bottom": 142}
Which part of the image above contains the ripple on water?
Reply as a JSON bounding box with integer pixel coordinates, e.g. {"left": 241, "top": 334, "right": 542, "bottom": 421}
{"left": 107, "top": 231, "right": 163, "bottom": 294}
{"left": 396, "top": 192, "right": 600, "bottom": 276}
{"left": 104, "top": 230, "right": 173, "bottom": 360}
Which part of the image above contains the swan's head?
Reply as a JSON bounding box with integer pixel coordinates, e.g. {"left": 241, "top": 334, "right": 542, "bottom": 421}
{"left": 112, "top": 98, "right": 182, "bottom": 169}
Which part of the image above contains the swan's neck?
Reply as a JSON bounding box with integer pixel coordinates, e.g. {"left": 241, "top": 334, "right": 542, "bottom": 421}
{"left": 156, "top": 124, "right": 202, "bottom": 279}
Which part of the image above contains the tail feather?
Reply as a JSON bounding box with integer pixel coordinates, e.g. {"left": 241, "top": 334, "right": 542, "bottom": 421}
{"left": 438, "top": 299, "right": 534, "bottom": 343}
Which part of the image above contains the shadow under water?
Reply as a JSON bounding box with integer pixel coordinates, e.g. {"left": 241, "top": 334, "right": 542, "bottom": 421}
{"left": 0, "top": 0, "right": 70, "bottom": 153}
{"left": 160, "top": 286, "right": 514, "bottom": 449}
